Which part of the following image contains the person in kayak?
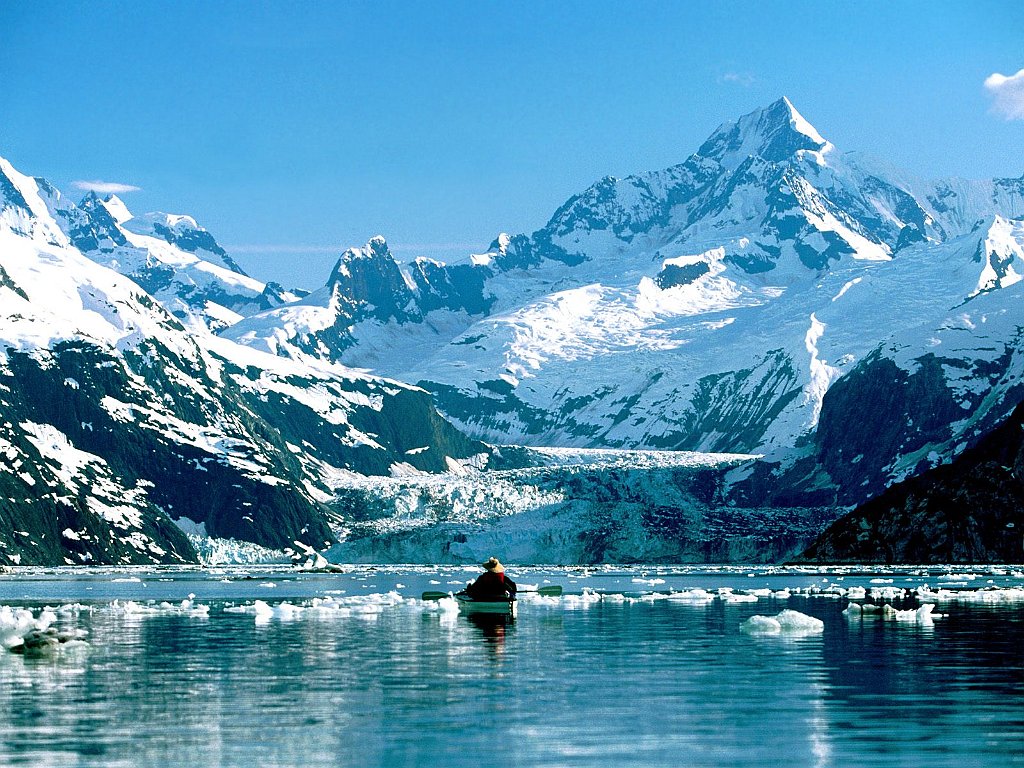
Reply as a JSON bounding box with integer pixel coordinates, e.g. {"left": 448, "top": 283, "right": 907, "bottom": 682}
{"left": 465, "top": 557, "right": 517, "bottom": 601}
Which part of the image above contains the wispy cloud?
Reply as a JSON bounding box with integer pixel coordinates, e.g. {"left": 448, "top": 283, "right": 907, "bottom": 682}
{"left": 227, "top": 242, "right": 482, "bottom": 255}
{"left": 71, "top": 180, "right": 142, "bottom": 194}
{"left": 227, "top": 244, "right": 339, "bottom": 254}
{"left": 984, "top": 68, "right": 1024, "bottom": 120}
{"left": 719, "top": 71, "right": 755, "bottom": 87}
{"left": 389, "top": 242, "right": 482, "bottom": 253}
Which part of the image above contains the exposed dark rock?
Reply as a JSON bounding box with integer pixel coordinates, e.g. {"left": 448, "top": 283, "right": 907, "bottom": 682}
{"left": 799, "top": 399, "right": 1024, "bottom": 563}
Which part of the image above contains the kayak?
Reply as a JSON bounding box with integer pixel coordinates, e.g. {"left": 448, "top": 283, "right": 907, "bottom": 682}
{"left": 455, "top": 594, "right": 517, "bottom": 616}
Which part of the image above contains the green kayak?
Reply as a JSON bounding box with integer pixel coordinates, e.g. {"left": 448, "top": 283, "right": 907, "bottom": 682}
{"left": 455, "top": 594, "right": 517, "bottom": 616}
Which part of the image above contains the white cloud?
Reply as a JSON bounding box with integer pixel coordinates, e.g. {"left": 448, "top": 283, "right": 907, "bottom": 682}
{"left": 984, "top": 68, "right": 1024, "bottom": 120}
{"left": 719, "top": 72, "right": 755, "bottom": 87}
{"left": 71, "top": 180, "right": 142, "bottom": 194}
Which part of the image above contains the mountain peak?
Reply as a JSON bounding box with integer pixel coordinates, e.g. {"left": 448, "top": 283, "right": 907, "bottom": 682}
{"left": 335, "top": 236, "right": 391, "bottom": 264}
{"left": 696, "top": 97, "right": 831, "bottom": 170}
{"left": 100, "top": 194, "right": 133, "bottom": 224}
{"left": 120, "top": 210, "right": 242, "bottom": 271}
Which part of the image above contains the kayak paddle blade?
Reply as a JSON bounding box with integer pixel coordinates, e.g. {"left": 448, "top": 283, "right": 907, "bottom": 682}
{"left": 421, "top": 591, "right": 450, "bottom": 601}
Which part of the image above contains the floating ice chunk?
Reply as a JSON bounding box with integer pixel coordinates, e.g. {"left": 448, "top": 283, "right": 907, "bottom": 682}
{"left": 165, "top": 598, "right": 210, "bottom": 617}
{"left": 0, "top": 606, "right": 82, "bottom": 652}
{"left": 865, "top": 603, "right": 944, "bottom": 624}
{"left": 775, "top": 610, "right": 825, "bottom": 632}
{"left": 916, "top": 586, "right": 1024, "bottom": 603}
{"left": 107, "top": 600, "right": 155, "bottom": 615}
{"left": 632, "top": 578, "right": 666, "bottom": 586}
{"left": 1, "top": 607, "right": 46, "bottom": 649}
{"left": 870, "top": 586, "right": 906, "bottom": 601}
{"left": 54, "top": 603, "right": 89, "bottom": 615}
{"left": 741, "top": 615, "right": 784, "bottom": 634}
{"left": 721, "top": 592, "right": 759, "bottom": 603}
{"left": 253, "top": 600, "right": 302, "bottom": 622}
{"left": 741, "top": 609, "right": 824, "bottom": 635}
{"left": 422, "top": 596, "right": 459, "bottom": 613}
{"left": 889, "top": 604, "right": 941, "bottom": 624}
{"left": 667, "top": 589, "right": 715, "bottom": 602}
{"left": 561, "top": 588, "right": 602, "bottom": 608}
{"left": 230, "top": 591, "right": 409, "bottom": 623}
{"left": 105, "top": 598, "right": 209, "bottom": 617}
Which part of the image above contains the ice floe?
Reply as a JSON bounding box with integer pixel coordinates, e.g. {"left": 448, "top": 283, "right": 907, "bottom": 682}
{"left": 741, "top": 610, "right": 824, "bottom": 635}
{"left": 843, "top": 602, "right": 943, "bottom": 624}
{"left": 0, "top": 605, "right": 85, "bottom": 652}
{"left": 105, "top": 597, "right": 211, "bottom": 617}
{"left": 224, "top": 591, "right": 409, "bottom": 622}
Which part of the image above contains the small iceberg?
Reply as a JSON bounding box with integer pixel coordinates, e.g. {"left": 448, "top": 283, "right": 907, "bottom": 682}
{"left": 885, "top": 603, "right": 942, "bottom": 624}
{"left": 844, "top": 602, "right": 943, "bottom": 624}
{"left": 1, "top": 606, "right": 84, "bottom": 653}
{"left": 740, "top": 609, "right": 824, "bottom": 635}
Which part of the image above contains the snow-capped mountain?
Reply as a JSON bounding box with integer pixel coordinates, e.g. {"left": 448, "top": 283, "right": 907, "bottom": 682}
{"left": 0, "top": 156, "right": 485, "bottom": 566}
{"left": 33, "top": 179, "right": 305, "bottom": 334}
{"left": 225, "top": 98, "right": 1024, "bottom": 520}
{"left": 5, "top": 97, "right": 1023, "bottom": 566}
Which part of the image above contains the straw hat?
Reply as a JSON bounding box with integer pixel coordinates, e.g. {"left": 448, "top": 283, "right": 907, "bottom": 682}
{"left": 482, "top": 557, "right": 504, "bottom": 573}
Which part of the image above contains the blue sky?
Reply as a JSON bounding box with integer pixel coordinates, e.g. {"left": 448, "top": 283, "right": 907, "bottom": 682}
{"left": 3, "top": 2, "right": 1023, "bottom": 289}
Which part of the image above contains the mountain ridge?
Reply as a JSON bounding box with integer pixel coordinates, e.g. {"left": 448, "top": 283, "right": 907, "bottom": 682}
{"left": 3, "top": 96, "right": 1024, "bottom": 565}
{"left": 214, "top": 97, "right": 1024, "bottom": 561}
{"left": 0, "top": 155, "right": 488, "bottom": 566}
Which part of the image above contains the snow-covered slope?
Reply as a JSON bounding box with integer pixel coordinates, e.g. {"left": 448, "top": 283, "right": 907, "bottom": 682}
{"left": 33, "top": 182, "right": 305, "bottom": 333}
{"left": 224, "top": 98, "right": 1024, "bottom": 516}
{"left": 0, "top": 156, "right": 486, "bottom": 566}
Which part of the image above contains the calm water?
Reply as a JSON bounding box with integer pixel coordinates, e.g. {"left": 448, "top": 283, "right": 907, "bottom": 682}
{"left": 0, "top": 565, "right": 1021, "bottom": 768}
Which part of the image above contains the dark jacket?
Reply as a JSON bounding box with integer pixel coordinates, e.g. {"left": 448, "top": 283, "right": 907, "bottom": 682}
{"left": 466, "top": 571, "right": 517, "bottom": 601}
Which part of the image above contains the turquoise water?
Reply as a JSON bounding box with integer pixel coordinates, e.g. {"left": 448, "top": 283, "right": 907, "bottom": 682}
{"left": 0, "top": 565, "right": 1021, "bottom": 767}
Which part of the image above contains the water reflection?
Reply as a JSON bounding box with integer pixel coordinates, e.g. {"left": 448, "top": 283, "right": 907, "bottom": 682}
{"left": 0, "top": 569, "right": 1020, "bottom": 767}
{"left": 464, "top": 612, "right": 514, "bottom": 658}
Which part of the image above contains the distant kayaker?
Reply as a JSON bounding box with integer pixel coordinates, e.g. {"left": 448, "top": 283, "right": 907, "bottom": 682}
{"left": 466, "top": 557, "right": 517, "bottom": 601}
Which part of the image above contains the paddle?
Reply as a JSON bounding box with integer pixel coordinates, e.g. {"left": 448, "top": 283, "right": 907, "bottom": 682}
{"left": 420, "top": 585, "right": 563, "bottom": 600}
